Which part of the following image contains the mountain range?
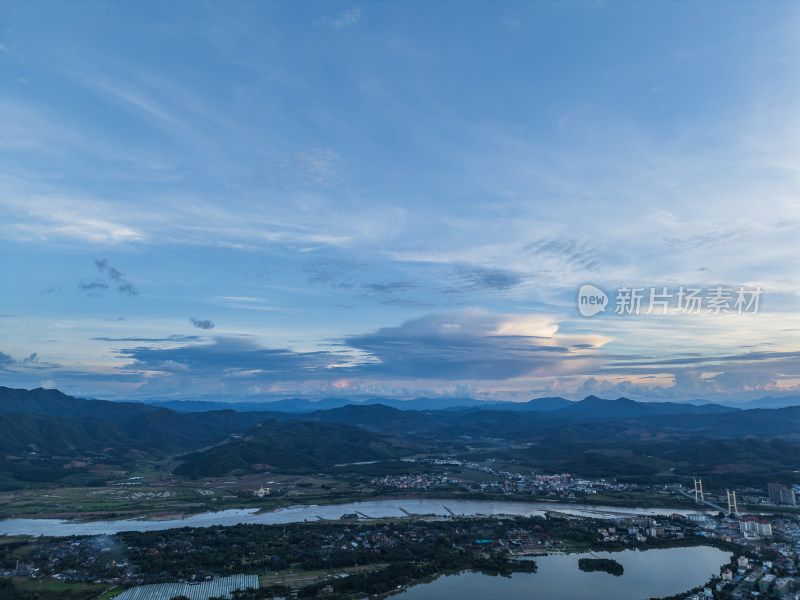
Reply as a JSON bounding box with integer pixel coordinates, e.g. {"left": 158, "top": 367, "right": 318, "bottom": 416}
{"left": 2, "top": 386, "right": 800, "bottom": 487}
{"left": 147, "top": 393, "right": 800, "bottom": 413}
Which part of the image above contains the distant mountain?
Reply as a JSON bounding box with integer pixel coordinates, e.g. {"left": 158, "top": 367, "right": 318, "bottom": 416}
{"left": 149, "top": 394, "right": 758, "bottom": 415}
{"left": 149, "top": 397, "right": 354, "bottom": 413}
{"left": 502, "top": 396, "right": 574, "bottom": 412}
{"left": 174, "top": 419, "right": 422, "bottom": 478}
{"left": 150, "top": 396, "right": 504, "bottom": 413}
{"left": 720, "top": 395, "right": 800, "bottom": 410}
{"left": 369, "top": 397, "right": 499, "bottom": 411}
{"left": 545, "top": 396, "right": 738, "bottom": 420}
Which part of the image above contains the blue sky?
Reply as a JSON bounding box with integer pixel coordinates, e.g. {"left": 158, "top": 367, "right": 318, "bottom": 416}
{"left": 2, "top": 1, "right": 800, "bottom": 402}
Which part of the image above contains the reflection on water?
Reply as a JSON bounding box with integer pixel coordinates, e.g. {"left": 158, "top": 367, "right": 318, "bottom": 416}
{"left": 0, "top": 498, "right": 713, "bottom": 537}
{"left": 394, "top": 547, "right": 731, "bottom": 600}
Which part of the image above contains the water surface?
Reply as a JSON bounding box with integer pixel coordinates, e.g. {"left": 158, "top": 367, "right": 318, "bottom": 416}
{"left": 0, "top": 498, "right": 712, "bottom": 537}
{"left": 394, "top": 546, "right": 730, "bottom": 600}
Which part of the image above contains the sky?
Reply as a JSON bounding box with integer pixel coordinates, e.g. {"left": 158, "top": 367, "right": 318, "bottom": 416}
{"left": 2, "top": 1, "right": 800, "bottom": 403}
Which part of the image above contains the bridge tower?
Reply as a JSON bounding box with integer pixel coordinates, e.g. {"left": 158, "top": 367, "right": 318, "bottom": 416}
{"left": 693, "top": 478, "right": 704, "bottom": 503}
{"left": 726, "top": 490, "right": 739, "bottom": 516}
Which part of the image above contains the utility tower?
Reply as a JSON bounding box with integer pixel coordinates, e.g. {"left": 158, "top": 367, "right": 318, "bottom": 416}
{"left": 726, "top": 490, "right": 739, "bottom": 516}
{"left": 693, "top": 478, "right": 704, "bottom": 503}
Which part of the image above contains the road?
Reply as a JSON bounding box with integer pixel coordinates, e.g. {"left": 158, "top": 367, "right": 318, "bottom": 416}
{"left": 677, "top": 490, "right": 727, "bottom": 514}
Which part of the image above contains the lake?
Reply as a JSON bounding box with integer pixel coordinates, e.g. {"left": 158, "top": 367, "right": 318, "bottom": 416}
{"left": 394, "top": 546, "right": 731, "bottom": 600}
{"left": 0, "top": 498, "right": 713, "bottom": 537}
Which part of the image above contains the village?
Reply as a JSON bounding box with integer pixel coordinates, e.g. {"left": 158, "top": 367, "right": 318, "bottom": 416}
{"left": 4, "top": 501, "right": 800, "bottom": 599}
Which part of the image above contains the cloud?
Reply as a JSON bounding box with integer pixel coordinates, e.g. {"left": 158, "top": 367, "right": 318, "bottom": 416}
{"left": 156, "top": 360, "right": 190, "bottom": 373}
{"left": 78, "top": 281, "right": 109, "bottom": 295}
{"left": 79, "top": 258, "right": 139, "bottom": 297}
{"left": 452, "top": 265, "right": 525, "bottom": 292}
{"left": 303, "top": 256, "right": 369, "bottom": 289}
{"left": 117, "top": 282, "right": 138, "bottom": 297}
{"left": 334, "top": 7, "right": 361, "bottom": 29}
{"left": 92, "top": 335, "right": 200, "bottom": 342}
{"left": 118, "top": 336, "right": 338, "bottom": 377}
{"left": 210, "top": 297, "right": 278, "bottom": 311}
{"left": 0, "top": 352, "right": 14, "bottom": 369}
{"left": 363, "top": 281, "right": 417, "bottom": 293}
{"left": 663, "top": 229, "right": 749, "bottom": 250}
{"left": 100, "top": 311, "right": 610, "bottom": 395}
{"left": 12, "top": 212, "right": 144, "bottom": 244}
{"left": 0, "top": 350, "right": 57, "bottom": 372}
{"left": 271, "top": 149, "right": 341, "bottom": 187}
{"left": 355, "top": 280, "right": 433, "bottom": 306}
{"left": 608, "top": 349, "right": 800, "bottom": 370}
{"left": 190, "top": 317, "right": 215, "bottom": 330}
{"left": 96, "top": 258, "right": 139, "bottom": 296}
{"left": 523, "top": 238, "right": 600, "bottom": 271}
{"left": 344, "top": 310, "right": 609, "bottom": 380}
{"left": 2, "top": 182, "right": 146, "bottom": 244}
{"left": 317, "top": 7, "right": 362, "bottom": 30}
{"left": 660, "top": 368, "right": 778, "bottom": 397}
{"left": 571, "top": 376, "right": 669, "bottom": 400}
{"left": 499, "top": 17, "right": 520, "bottom": 28}
{"left": 69, "top": 68, "right": 195, "bottom": 141}
{"left": 454, "top": 382, "right": 477, "bottom": 396}
{"left": 303, "top": 258, "right": 434, "bottom": 306}
{"left": 579, "top": 347, "right": 800, "bottom": 400}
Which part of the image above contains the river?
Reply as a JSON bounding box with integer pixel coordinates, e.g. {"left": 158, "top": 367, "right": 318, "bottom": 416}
{"left": 0, "top": 498, "right": 713, "bottom": 537}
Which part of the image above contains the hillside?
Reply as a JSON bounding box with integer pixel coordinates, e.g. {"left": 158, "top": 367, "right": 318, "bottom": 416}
{"left": 0, "top": 386, "right": 159, "bottom": 421}
{"left": 174, "top": 419, "right": 423, "bottom": 477}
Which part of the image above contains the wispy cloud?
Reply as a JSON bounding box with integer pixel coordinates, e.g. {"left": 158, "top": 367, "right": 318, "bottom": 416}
{"left": 271, "top": 148, "right": 341, "bottom": 187}
{"left": 317, "top": 7, "right": 362, "bottom": 30}
{"left": 13, "top": 210, "right": 144, "bottom": 244}
{"left": 210, "top": 297, "right": 278, "bottom": 311}
{"left": 303, "top": 256, "right": 370, "bottom": 290}
{"left": 67, "top": 68, "right": 194, "bottom": 140}
{"left": 499, "top": 16, "right": 520, "bottom": 28}
{"left": 451, "top": 265, "right": 525, "bottom": 292}
{"left": 0, "top": 179, "right": 146, "bottom": 244}
{"left": 92, "top": 335, "right": 200, "bottom": 342}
